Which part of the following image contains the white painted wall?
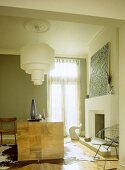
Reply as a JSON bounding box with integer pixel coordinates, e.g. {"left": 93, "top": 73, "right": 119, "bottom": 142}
{"left": 87, "top": 27, "right": 119, "bottom": 96}
{"left": 117, "top": 25, "right": 125, "bottom": 170}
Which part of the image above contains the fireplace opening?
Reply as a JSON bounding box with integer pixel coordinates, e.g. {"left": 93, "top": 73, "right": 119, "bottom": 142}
{"left": 95, "top": 114, "right": 105, "bottom": 136}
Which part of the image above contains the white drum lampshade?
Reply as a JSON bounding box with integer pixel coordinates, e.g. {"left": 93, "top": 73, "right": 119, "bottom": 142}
{"left": 20, "top": 43, "right": 55, "bottom": 85}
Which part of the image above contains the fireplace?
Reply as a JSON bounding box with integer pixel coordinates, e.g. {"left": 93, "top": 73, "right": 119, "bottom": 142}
{"left": 85, "top": 94, "right": 118, "bottom": 138}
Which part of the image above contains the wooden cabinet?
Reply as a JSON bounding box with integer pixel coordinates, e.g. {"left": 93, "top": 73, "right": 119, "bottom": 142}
{"left": 17, "top": 121, "right": 64, "bottom": 161}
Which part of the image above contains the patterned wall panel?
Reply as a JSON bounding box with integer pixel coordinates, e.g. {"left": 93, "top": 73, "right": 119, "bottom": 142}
{"left": 89, "top": 42, "right": 110, "bottom": 98}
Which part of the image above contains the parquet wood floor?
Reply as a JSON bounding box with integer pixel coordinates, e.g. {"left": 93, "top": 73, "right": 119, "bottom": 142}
{"left": 12, "top": 139, "right": 118, "bottom": 170}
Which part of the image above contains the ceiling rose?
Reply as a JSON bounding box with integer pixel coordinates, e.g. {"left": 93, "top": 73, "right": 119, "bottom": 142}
{"left": 25, "top": 20, "right": 50, "bottom": 33}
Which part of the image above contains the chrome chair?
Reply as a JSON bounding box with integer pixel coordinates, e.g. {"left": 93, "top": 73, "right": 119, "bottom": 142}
{"left": 91, "top": 124, "right": 119, "bottom": 169}
{"left": 91, "top": 124, "right": 119, "bottom": 159}
{"left": 0, "top": 117, "right": 17, "bottom": 145}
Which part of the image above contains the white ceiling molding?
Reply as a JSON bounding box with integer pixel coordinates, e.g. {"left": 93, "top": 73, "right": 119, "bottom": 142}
{"left": 0, "top": 49, "right": 20, "bottom": 55}
{"left": 55, "top": 53, "right": 87, "bottom": 59}
{"left": 0, "top": 49, "right": 88, "bottom": 59}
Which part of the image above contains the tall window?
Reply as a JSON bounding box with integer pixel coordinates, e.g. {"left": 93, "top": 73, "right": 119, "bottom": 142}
{"left": 48, "top": 58, "right": 80, "bottom": 135}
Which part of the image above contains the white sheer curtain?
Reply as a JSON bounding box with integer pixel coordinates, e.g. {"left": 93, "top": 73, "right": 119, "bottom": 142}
{"left": 48, "top": 58, "right": 80, "bottom": 135}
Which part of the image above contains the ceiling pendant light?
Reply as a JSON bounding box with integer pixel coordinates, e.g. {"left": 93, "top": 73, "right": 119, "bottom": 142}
{"left": 20, "top": 20, "right": 55, "bottom": 85}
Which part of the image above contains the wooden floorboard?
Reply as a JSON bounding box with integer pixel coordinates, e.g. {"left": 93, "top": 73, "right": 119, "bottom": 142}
{"left": 14, "top": 161, "right": 118, "bottom": 170}
{"left": 15, "top": 139, "right": 118, "bottom": 170}
{"left": 1, "top": 137, "right": 118, "bottom": 170}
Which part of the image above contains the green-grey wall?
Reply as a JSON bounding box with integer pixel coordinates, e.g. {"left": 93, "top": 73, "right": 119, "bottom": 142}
{"left": 0, "top": 54, "right": 47, "bottom": 120}
{"left": 80, "top": 59, "right": 87, "bottom": 136}
{"left": 0, "top": 55, "right": 87, "bottom": 133}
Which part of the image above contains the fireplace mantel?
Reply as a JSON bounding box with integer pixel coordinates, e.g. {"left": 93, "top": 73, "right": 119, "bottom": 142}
{"left": 85, "top": 94, "right": 119, "bottom": 138}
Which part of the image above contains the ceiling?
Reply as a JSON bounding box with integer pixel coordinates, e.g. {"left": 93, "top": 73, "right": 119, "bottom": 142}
{"left": 0, "top": 9, "right": 103, "bottom": 58}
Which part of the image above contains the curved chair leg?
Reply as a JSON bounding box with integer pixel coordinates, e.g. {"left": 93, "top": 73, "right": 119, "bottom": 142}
{"left": 94, "top": 144, "right": 101, "bottom": 159}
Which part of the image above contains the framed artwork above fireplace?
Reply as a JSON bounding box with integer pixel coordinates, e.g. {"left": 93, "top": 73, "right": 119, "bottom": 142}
{"left": 89, "top": 42, "right": 110, "bottom": 98}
